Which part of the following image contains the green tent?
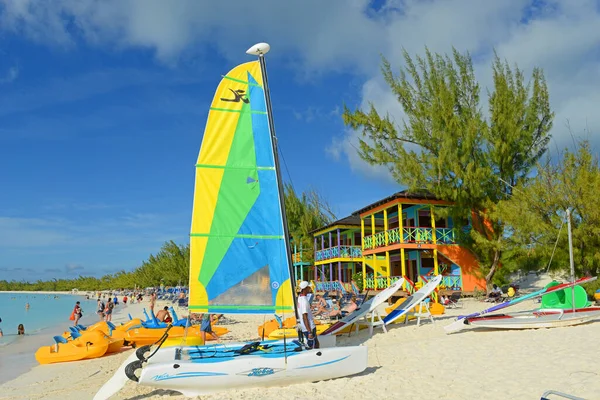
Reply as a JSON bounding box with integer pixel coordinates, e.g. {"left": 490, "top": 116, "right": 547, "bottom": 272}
{"left": 541, "top": 281, "right": 591, "bottom": 309}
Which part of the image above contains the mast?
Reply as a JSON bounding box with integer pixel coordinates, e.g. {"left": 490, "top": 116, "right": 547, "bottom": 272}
{"left": 566, "top": 208, "right": 576, "bottom": 311}
{"left": 246, "top": 43, "right": 299, "bottom": 319}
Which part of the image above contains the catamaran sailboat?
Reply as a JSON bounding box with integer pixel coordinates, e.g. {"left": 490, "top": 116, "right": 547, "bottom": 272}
{"left": 445, "top": 209, "right": 600, "bottom": 333}
{"left": 94, "top": 43, "right": 367, "bottom": 399}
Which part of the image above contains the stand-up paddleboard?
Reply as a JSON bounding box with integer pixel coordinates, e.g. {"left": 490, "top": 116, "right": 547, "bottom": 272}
{"left": 443, "top": 276, "right": 597, "bottom": 334}
{"left": 321, "top": 278, "right": 405, "bottom": 336}
{"left": 382, "top": 275, "right": 442, "bottom": 326}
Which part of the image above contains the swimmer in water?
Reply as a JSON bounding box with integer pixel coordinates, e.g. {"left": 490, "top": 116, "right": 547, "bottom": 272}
{"left": 25, "top": 303, "right": 30, "bottom": 310}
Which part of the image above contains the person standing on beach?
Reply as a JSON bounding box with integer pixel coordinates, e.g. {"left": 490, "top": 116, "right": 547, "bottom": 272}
{"left": 200, "top": 314, "right": 219, "bottom": 343}
{"left": 298, "top": 281, "right": 319, "bottom": 349}
{"left": 104, "top": 298, "right": 114, "bottom": 322}
{"left": 73, "top": 301, "right": 83, "bottom": 326}
{"left": 97, "top": 299, "right": 105, "bottom": 321}
{"left": 149, "top": 292, "right": 157, "bottom": 313}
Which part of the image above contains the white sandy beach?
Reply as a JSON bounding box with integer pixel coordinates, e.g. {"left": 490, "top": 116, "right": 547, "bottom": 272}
{"left": 1, "top": 291, "right": 599, "bottom": 400}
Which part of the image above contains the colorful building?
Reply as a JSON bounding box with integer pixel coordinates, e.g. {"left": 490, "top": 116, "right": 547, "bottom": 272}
{"left": 309, "top": 215, "right": 382, "bottom": 293}
{"left": 355, "top": 191, "right": 485, "bottom": 294}
{"left": 292, "top": 190, "right": 486, "bottom": 295}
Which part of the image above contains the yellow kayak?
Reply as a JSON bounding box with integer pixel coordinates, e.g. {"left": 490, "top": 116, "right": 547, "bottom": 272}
{"left": 125, "top": 325, "right": 229, "bottom": 347}
{"left": 258, "top": 316, "right": 298, "bottom": 338}
{"left": 35, "top": 330, "right": 109, "bottom": 364}
{"left": 267, "top": 323, "right": 330, "bottom": 340}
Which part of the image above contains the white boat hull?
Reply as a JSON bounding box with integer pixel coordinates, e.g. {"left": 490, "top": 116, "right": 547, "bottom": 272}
{"left": 138, "top": 345, "right": 368, "bottom": 397}
{"left": 465, "top": 307, "right": 600, "bottom": 330}
{"left": 140, "top": 336, "right": 336, "bottom": 366}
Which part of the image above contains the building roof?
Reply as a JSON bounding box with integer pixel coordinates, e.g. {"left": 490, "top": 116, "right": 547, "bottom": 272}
{"left": 309, "top": 214, "right": 386, "bottom": 235}
{"left": 353, "top": 189, "right": 440, "bottom": 215}
{"left": 309, "top": 215, "right": 362, "bottom": 234}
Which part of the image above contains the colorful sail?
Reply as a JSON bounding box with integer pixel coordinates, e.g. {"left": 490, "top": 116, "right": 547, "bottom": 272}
{"left": 188, "top": 61, "right": 294, "bottom": 315}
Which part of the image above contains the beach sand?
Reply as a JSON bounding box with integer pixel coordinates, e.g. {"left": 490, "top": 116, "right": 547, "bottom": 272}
{"left": 1, "top": 295, "right": 599, "bottom": 400}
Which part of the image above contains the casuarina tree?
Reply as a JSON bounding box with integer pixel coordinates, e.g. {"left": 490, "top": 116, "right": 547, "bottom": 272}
{"left": 343, "top": 48, "right": 553, "bottom": 290}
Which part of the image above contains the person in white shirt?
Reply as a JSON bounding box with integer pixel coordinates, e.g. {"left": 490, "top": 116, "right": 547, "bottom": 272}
{"left": 486, "top": 284, "right": 503, "bottom": 302}
{"left": 297, "top": 281, "right": 319, "bottom": 349}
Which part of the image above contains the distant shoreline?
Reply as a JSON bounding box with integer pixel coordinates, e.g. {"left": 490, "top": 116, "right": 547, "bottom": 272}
{"left": 0, "top": 291, "right": 90, "bottom": 295}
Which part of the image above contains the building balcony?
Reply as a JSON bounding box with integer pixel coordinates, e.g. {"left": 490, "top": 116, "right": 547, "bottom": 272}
{"left": 315, "top": 245, "right": 362, "bottom": 262}
{"left": 440, "top": 275, "right": 462, "bottom": 291}
{"left": 363, "top": 227, "right": 456, "bottom": 250}
{"left": 363, "top": 275, "right": 404, "bottom": 290}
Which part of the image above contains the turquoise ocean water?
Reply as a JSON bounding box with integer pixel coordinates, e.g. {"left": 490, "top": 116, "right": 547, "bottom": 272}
{"left": 0, "top": 293, "right": 99, "bottom": 384}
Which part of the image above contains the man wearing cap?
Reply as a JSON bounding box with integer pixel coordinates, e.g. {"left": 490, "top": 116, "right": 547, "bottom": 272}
{"left": 298, "top": 281, "right": 319, "bottom": 349}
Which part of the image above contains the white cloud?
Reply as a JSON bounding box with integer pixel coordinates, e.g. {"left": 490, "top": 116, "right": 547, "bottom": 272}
{"left": 1, "top": 0, "right": 599, "bottom": 177}
{"left": 0, "top": 65, "right": 19, "bottom": 83}
{"left": 330, "top": 0, "right": 600, "bottom": 176}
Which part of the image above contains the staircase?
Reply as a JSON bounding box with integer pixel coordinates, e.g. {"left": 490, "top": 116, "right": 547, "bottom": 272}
{"left": 363, "top": 255, "right": 390, "bottom": 289}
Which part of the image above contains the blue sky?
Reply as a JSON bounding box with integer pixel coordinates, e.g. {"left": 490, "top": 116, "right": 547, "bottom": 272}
{"left": 1, "top": 0, "right": 600, "bottom": 281}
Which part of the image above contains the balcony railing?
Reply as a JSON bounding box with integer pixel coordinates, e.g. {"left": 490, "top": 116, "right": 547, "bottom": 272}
{"left": 364, "top": 275, "right": 404, "bottom": 290}
{"left": 315, "top": 245, "right": 362, "bottom": 262}
{"left": 363, "top": 227, "right": 456, "bottom": 250}
{"left": 440, "top": 275, "right": 462, "bottom": 291}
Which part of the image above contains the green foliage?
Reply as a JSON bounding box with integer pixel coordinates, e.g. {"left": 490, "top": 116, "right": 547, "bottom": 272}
{"left": 0, "top": 241, "right": 190, "bottom": 291}
{"left": 284, "top": 183, "right": 336, "bottom": 264}
{"left": 581, "top": 279, "right": 600, "bottom": 299}
{"left": 343, "top": 47, "right": 554, "bottom": 289}
{"left": 352, "top": 272, "right": 364, "bottom": 291}
{"left": 499, "top": 141, "right": 600, "bottom": 279}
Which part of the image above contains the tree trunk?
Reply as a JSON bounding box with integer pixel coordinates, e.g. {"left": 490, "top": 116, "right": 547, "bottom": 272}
{"left": 484, "top": 249, "right": 501, "bottom": 293}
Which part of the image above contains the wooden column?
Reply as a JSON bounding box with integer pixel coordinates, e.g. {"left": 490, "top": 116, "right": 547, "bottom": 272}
{"left": 430, "top": 205, "right": 439, "bottom": 276}
{"left": 384, "top": 209, "right": 389, "bottom": 245}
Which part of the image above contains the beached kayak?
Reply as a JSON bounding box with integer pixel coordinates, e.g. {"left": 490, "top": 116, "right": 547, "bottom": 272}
{"left": 124, "top": 325, "right": 228, "bottom": 347}
{"left": 35, "top": 330, "right": 109, "bottom": 364}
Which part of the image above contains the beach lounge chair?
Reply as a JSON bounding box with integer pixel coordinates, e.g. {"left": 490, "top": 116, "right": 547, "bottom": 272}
{"left": 409, "top": 298, "right": 434, "bottom": 327}
{"left": 445, "top": 292, "right": 463, "bottom": 309}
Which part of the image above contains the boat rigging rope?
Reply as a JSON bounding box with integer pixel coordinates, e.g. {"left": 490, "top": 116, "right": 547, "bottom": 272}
{"left": 546, "top": 214, "right": 566, "bottom": 273}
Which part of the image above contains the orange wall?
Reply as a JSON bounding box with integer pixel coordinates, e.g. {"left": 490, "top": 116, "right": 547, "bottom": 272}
{"left": 436, "top": 245, "right": 486, "bottom": 291}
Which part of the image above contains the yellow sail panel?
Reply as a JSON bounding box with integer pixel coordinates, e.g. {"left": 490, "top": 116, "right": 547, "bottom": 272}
{"left": 197, "top": 61, "right": 263, "bottom": 166}
{"left": 189, "top": 236, "right": 209, "bottom": 313}
{"left": 275, "top": 279, "right": 294, "bottom": 310}
{"left": 190, "top": 169, "right": 224, "bottom": 235}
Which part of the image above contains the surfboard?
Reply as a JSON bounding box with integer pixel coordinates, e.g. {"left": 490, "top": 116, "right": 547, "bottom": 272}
{"left": 320, "top": 278, "right": 405, "bottom": 336}
{"left": 382, "top": 275, "right": 443, "bottom": 325}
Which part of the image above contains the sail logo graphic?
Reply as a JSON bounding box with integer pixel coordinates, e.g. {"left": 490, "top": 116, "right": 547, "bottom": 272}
{"left": 271, "top": 281, "right": 280, "bottom": 289}
{"left": 152, "top": 373, "right": 170, "bottom": 381}
{"left": 247, "top": 367, "right": 275, "bottom": 377}
{"left": 221, "top": 88, "right": 249, "bottom": 104}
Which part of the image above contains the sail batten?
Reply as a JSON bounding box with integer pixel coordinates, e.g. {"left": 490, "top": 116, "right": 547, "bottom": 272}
{"left": 208, "top": 107, "right": 267, "bottom": 114}
{"left": 189, "top": 60, "right": 295, "bottom": 315}
{"left": 195, "top": 164, "right": 275, "bottom": 170}
{"left": 190, "top": 233, "right": 284, "bottom": 239}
